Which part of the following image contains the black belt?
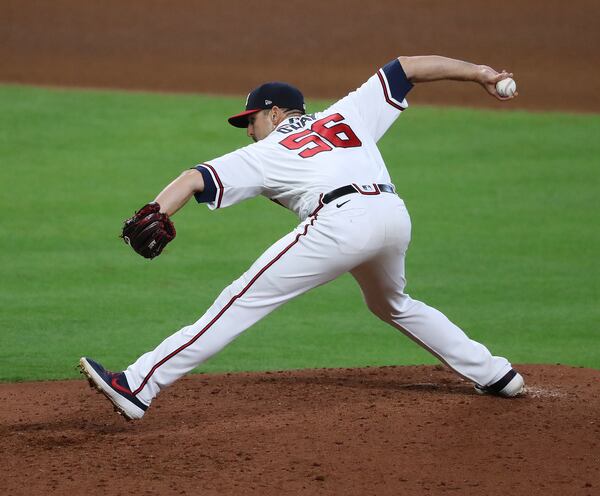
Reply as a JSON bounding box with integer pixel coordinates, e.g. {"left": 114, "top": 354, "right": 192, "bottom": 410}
{"left": 322, "top": 183, "right": 395, "bottom": 205}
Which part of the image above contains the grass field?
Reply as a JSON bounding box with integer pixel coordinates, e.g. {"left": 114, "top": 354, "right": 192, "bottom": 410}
{"left": 1, "top": 84, "right": 598, "bottom": 382}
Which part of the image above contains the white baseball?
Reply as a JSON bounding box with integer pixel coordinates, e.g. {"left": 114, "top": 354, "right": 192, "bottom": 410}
{"left": 496, "top": 78, "right": 517, "bottom": 97}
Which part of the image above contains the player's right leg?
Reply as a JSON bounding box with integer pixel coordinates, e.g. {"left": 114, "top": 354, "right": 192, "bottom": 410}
{"left": 350, "top": 202, "right": 524, "bottom": 396}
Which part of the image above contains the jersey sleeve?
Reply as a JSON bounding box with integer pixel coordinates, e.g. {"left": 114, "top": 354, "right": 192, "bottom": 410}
{"left": 193, "top": 145, "right": 264, "bottom": 210}
{"left": 327, "top": 58, "right": 413, "bottom": 142}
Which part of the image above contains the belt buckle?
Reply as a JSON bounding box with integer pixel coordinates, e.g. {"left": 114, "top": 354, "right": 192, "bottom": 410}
{"left": 352, "top": 183, "right": 380, "bottom": 195}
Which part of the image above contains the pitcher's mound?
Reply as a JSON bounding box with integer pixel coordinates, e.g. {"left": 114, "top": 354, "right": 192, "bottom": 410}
{"left": 1, "top": 364, "right": 598, "bottom": 495}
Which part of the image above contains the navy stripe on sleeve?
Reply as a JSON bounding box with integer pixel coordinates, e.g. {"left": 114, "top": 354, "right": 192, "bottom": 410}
{"left": 381, "top": 59, "right": 413, "bottom": 104}
{"left": 193, "top": 165, "right": 217, "bottom": 203}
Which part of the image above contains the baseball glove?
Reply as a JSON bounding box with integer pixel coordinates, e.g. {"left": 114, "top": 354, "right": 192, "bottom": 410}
{"left": 121, "top": 202, "right": 176, "bottom": 259}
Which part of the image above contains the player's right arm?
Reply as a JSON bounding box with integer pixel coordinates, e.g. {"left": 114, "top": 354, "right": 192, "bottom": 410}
{"left": 398, "top": 55, "right": 516, "bottom": 100}
{"left": 331, "top": 55, "right": 515, "bottom": 142}
{"left": 329, "top": 58, "right": 413, "bottom": 142}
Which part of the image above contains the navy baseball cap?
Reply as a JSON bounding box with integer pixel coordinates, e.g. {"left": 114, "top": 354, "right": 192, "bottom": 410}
{"left": 228, "top": 82, "right": 305, "bottom": 128}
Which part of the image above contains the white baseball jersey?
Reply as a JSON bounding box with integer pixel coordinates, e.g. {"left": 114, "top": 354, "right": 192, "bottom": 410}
{"left": 123, "top": 59, "right": 514, "bottom": 409}
{"left": 194, "top": 59, "right": 411, "bottom": 220}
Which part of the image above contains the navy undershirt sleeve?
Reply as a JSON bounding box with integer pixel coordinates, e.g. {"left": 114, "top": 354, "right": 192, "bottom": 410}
{"left": 382, "top": 59, "right": 413, "bottom": 102}
{"left": 193, "top": 165, "right": 217, "bottom": 203}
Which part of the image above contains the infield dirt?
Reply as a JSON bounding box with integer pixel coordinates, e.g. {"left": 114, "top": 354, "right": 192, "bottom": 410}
{"left": 1, "top": 365, "right": 599, "bottom": 495}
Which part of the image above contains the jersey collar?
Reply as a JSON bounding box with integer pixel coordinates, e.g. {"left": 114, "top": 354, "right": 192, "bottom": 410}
{"left": 275, "top": 115, "right": 303, "bottom": 131}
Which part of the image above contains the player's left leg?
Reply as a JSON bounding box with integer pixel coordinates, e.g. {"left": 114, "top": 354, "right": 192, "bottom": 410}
{"left": 121, "top": 199, "right": 390, "bottom": 408}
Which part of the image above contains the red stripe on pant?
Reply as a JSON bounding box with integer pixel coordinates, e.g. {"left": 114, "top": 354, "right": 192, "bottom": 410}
{"left": 132, "top": 207, "right": 323, "bottom": 396}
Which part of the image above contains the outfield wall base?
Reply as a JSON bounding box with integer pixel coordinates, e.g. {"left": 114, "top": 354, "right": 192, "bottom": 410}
{"left": 1, "top": 0, "right": 599, "bottom": 113}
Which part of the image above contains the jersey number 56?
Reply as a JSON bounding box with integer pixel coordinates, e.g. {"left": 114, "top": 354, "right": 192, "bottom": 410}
{"left": 279, "top": 113, "right": 362, "bottom": 158}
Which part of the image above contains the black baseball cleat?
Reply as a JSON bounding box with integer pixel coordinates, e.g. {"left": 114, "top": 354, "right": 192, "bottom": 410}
{"left": 474, "top": 369, "right": 525, "bottom": 397}
{"left": 79, "top": 357, "right": 148, "bottom": 420}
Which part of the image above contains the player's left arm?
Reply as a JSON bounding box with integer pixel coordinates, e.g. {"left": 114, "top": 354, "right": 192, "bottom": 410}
{"left": 120, "top": 169, "right": 203, "bottom": 259}
{"left": 154, "top": 169, "right": 205, "bottom": 216}
{"left": 398, "top": 55, "right": 517, "bottom": 101}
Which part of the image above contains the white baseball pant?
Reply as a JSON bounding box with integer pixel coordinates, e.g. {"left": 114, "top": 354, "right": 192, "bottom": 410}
{"left": 125, "top": 193, "right": 512, "bottom": 406}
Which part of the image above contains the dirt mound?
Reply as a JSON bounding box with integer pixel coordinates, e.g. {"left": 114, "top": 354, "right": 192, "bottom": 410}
{"left": 1, "top": 364, "right": 598, "bottom": 495}
{"left": 1, "top": 0, "right": 599, "bottom": 113}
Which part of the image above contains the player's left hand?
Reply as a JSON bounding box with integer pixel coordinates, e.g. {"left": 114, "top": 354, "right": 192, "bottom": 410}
{"left": 476, "top": 65, "right": 518, "bottom": 101}
{"left": 121, "top": 202, "right": 176, "bottom": 259}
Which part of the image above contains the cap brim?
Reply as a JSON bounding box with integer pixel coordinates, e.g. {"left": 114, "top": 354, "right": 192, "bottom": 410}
{"left": 227, "top": 109, "right": 261, "bottom": 128}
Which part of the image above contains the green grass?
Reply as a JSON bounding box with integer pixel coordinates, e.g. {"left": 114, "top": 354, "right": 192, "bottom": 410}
{"left": 1, "top": 84, "right": 598, "bottom": 381}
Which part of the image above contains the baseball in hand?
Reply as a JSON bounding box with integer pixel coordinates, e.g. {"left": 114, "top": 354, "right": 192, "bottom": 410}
{"left": 496, "top": 77, "right": 517, "bottom": 97}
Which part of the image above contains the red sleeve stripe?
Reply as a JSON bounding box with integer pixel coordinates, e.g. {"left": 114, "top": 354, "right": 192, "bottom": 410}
{"left": 201, "top": 162, "right": 224, "bottom": 209}
{"left": 377, "top": 69, "right": 406, "bottom": 112}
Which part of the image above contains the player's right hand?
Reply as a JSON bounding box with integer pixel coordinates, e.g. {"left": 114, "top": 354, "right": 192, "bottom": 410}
{"left": 477, "top": 65, "right": 518, "bottom": 101}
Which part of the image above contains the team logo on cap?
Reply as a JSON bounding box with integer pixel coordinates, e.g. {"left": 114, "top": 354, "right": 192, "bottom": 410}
{"left": 265, "top": 99, "right": 272, "bottom": 105}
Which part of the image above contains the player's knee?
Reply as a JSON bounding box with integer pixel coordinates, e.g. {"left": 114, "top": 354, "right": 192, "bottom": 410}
{"left": 213, "top": 275, "right": 248, "bottom": 306}
{"left": 365, "top": 300, "right": 392, "bottom": 321}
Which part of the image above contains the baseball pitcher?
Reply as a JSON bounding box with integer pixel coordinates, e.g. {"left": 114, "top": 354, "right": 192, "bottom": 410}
{"left": 80, "top": 55, "right": 523, "bottom": 420}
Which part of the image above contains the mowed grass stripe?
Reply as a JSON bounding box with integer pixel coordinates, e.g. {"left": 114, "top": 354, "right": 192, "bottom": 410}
{"left": 1, "top": 84, "right": 598, "bottom": 381}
